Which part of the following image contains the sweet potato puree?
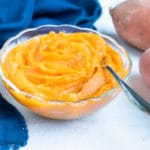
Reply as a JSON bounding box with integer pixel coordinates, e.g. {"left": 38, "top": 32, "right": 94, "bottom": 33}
{"left": 2, "top": 32, "right": 127, "bottom": 102}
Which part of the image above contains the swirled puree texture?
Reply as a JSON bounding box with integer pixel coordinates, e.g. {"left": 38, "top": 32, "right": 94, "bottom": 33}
{"left": 2, "top": 32, "right": 127, "bottom": 102}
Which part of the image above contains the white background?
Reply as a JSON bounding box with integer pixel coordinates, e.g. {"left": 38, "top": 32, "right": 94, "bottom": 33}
{"left": 4, "top": 0, "right": 150, "bottom": 150}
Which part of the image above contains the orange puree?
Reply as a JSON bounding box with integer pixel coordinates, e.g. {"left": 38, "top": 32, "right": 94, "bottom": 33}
{"left": 2, "top": 32, "right": 127, "bottom": 102}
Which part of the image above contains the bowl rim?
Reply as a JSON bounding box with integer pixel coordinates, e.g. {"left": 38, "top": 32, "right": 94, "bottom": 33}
{"left": 0, "top": 24, "right": 132, "bottom": 104}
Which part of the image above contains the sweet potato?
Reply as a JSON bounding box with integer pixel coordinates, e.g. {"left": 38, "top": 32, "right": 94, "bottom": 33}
{"left": 139, "top": 48, "right": 150, "bottom": 88}
{"left": 110, "top": 0, "right": 150, "bottom": 50}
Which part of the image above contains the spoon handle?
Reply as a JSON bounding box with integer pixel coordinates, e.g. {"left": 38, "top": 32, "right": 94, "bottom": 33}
{"left": 106, "top": 66, "right": 150, "bottom": 112}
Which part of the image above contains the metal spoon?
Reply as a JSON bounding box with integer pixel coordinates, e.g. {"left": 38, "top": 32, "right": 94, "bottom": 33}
{"left": 106, "top": 66, "right": 150, "bottom": 113}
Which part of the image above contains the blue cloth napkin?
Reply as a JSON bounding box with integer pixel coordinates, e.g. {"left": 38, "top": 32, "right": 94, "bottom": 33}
{"left": 0, "top": 94, "right": 28, "bottom": 150}
{"left": 0, "top": 0, "right": 102, "bottom": 48}
{"left": 0, "top": 0, "right": 102, "bottom": 149}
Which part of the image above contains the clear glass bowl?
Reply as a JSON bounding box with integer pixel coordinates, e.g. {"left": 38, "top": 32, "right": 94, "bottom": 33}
{"left": 0, "top": 25, "right": 131, "bottom": 119}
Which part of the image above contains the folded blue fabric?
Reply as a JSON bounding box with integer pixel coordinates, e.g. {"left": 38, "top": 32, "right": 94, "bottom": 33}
{"left": 0, "top": 94, "right": 28, "bottom": 150}
{"left": 0, "top": 0, "right": 102, "bottom": 149}
{"left": 0, "top": 0, "right": 102, "bottom": 48}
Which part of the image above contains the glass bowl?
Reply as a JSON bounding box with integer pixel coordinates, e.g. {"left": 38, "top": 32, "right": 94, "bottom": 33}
{"left": 0, "top": 25, "right": 131, "bottom": 119}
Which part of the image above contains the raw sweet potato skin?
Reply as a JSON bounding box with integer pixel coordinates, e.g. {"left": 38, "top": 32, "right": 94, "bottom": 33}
{"left": 110, "top": 0, "right": 150, "bottom": 50}
{"left": 139, "top": 48, "right": 150, "bottom": 89}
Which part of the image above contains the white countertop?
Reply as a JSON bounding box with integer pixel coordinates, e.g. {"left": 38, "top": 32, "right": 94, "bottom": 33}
{"left": 4, "top": 0, "right": 150, "bottom": 149}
